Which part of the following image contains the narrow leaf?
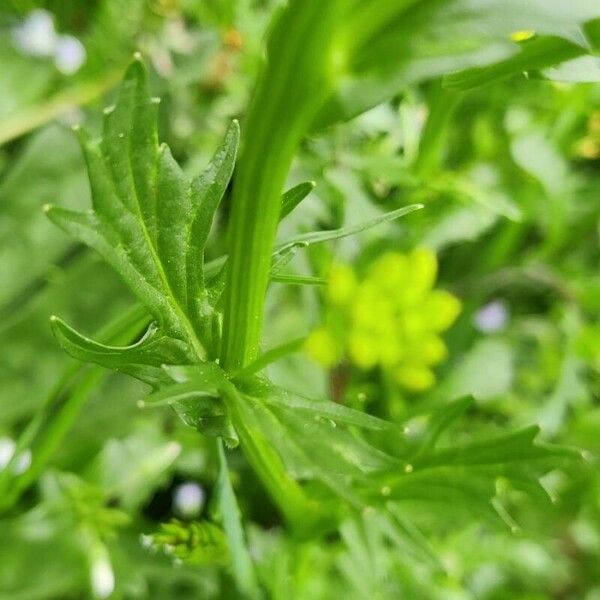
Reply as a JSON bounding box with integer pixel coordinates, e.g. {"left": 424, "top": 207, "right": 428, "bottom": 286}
{"left": 214, "top": 439, "right": 261, "bottom": 599}
{"left": 414, "top": 396, "right": 474, "bottom": 457}
{"left": 276, "top": 204, "right": 423, "bottom": 252}
{"left": 279, "top": 181, "right": 315, "bottom": 221}
{"left": 270, "top": 243, "right": 308, "bottom": 275}
{"left": 443, "top": 36, "right": 582, "bottom": 90}
{"left": 265, "top": 388, "right": 399, "bottom": 432}
{"left": 234, "top": 338, "right": 306, "bottom": 379}
{"left": 50, "top": 316, "right": 189, "bottom": 370}
{"left": 271, "top": 274, "right": 327, "bottom": 286}
{"left": 187, "top": 120, "right": 239, "bottom": 303}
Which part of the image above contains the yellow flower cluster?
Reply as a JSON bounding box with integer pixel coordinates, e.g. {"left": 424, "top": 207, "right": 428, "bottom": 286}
{"left": 305, "top": 249, "right": 461, "bottom": 392}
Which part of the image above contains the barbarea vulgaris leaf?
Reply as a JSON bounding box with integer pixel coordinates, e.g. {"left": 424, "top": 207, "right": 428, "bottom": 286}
{"left": 45, "top": 57, "right": 239, "bottom": 441}
{"left": 46, "top": 57, "right": 239, "bottom": 373}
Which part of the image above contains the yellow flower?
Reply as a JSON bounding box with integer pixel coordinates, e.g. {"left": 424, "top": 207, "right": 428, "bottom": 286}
{"left": 422, "top": 290, "right": 462, "bottom": 331}
{"left": 348, "top": 331, "right": 379, "bottom": 369}
{"left": 306, "top": 248, "right": 461, "bottom": 392}
{"left": 406, "top": 247, "right": 437, "bottom": 301}
{"left": 416, "top": 335, "right": 448, "bottom": 365}
{"left": 304, "top": 327, "right": 341, "bottom": 367}
{"left": 327, "top": 264, "right": 357, "bottom": 305}
{"left": 368, "top": 252, "right": 408, "bottom": 293}
{"left": 510, "top": 30, "right": 535, "bottom": 42}
{"left": 394, "top": 364, "right": 435, "bottom": 392}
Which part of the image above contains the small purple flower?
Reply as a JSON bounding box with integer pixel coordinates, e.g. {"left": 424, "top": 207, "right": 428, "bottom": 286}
{"left": 54, "top": 35, "right": 86, "bottom": 74}
{"left": 173, "top": 482, "right": 205, "bottom": 518}
{"left": 474, "top": 300, "right": 509, "bottom": 333}
{"left": 12, "top": 10, "right": 57, "bottom": 57}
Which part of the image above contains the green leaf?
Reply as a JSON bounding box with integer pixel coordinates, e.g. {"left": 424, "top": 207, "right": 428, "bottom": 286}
{"left": 213, "top": 439, "right": 261, "bottom": 599}
{"left": 443, "top": 36, "right": 582, "bottom": 90}
{"left": 382, "top": 505, "right": 443, "bottom": 569}
{"left": 264, "top": 387, "right": 399, "bottom": 433}
{"left": 414, "top": 396, "right": 474, "bottom": 457}
{"left": 46, "top": 58, "right": 239, "bottom": 369}
{"left": 223, "top": 390, "right": 320, "bottom": 524}
{"left": 380, "top": 468, "right": 504, "bottom": 524}
{"left": 226, "top": 382, "right": 400, "bottom": 513}
{"left": 270, "top": 243, "right": 308, "bottom": 276}
{"left": 49, "top": 315, "right": 186, "bottom": 385}
{"left": 270, "top": 201, "right": 423, "bottom": 279}
{"left": 221, "top": 377, "right": 579, "bottom": 534}
{"left": 145, "top": 519, "right": 229, "bottom": 566}
{"left": 271, "top": 274, "right": 327, "bottom": 286}
{"left": 143, "top": 363, "right": 238, "bottom": 446}
{"left": 234, "top": 338, "right": 306, "bottom": 379}
{"left": 280, "top": 181, "right": 315, "bottom": 221}
{"left": 275, "top": 204, "right": 423, "bottom": 253}
{"left": 313, "top": 0, "right": 600, "bottom": 126}
{"left": 412, "top": 426, "right": 577, "bottom": 470}
{"left": 46, "top": 58, "right": 241, "bottom": 444}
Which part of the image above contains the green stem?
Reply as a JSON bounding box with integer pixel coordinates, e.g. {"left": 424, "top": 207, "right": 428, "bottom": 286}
{"left": 220, "top": 0, "right": 342, "bottom": 371}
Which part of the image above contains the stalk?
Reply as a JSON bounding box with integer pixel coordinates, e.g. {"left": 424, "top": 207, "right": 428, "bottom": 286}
{"left": 220, "top": 0, "right": 342, "bottom": 370}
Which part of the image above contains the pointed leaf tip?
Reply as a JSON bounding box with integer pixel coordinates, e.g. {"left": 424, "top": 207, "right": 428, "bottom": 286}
{"left": 280, "top": 180, "right": 317, "bottom": 221}
{"left": 124, "top": 54, "right": 148, "bottom": 84}
{"left": 225, "top": 119, "right": 241, "bottom": 148}
{"left": 71, "top": 123, "right": 92, "bottom": 147}
{"left": 278, "top": 203, "right": 423, "bottom": 250}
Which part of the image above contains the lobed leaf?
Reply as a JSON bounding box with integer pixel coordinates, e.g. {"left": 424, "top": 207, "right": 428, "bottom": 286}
{"left": 411, "top": 425, "right": 578, "bottom": 470}
{"left": 47, "top": 58, "right": 239, "bottom": 367}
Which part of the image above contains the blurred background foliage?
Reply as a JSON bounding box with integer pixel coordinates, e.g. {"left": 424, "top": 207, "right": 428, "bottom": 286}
{"left": 0, "top": 1, "right": 599, "bottom": 599}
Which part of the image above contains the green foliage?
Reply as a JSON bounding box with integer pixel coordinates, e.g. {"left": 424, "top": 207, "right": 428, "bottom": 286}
{"left": 145, "top": 519, "right": 228, "bottom": 566}
{"left": 314, "top": 0, "right": 600, "bottom": 126}
{"left": 42, "top": 10, "right": 593, "bottom": 599}
{"left": 46, "top": 58, "right": 239, "bottom": 368}
{"left": 1, "top": 1, "right": 599, "bottom": 598}
{"left": 213, "top": 439, "right": 260, "bottom": 597}
{"left": 45, "top": 58, "right": 240, "bottom": 443}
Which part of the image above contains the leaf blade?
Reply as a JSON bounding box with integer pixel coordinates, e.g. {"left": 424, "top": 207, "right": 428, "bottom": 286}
{"left": 214, "top": 439, "right": 261, "bottom": 599}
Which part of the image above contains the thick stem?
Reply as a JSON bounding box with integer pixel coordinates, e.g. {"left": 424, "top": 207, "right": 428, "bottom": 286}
{"left": 220, "top": 1, "right": 342, "bottom": 370}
